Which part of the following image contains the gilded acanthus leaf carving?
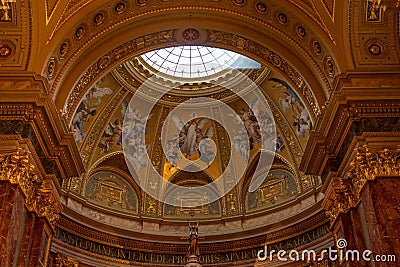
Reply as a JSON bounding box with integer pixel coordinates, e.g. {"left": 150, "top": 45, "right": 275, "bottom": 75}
{"left": 324, "top": 145, "right": 400, "bottom": 224}
{"left": 0, "top": 149, "right": 62, "bottom": 228}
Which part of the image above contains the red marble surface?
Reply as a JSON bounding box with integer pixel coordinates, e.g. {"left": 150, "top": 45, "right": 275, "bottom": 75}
{"left": 333, "top": 177, "right": 400, "bottom": 267}
{"left": 0, "top": 182, "right": 21, "bottom": 266}
{"left": 0, "top": 181, "right": 51, "bottom": 267}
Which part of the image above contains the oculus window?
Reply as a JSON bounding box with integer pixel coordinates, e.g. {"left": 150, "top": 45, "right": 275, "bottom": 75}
{"left": 141, "top": 46, "right": 261, "bottom": 78}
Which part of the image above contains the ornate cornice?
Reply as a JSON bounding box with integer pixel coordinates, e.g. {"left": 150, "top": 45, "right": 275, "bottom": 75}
{"left": 0, "top": 101, "right": 83, "bottom": 181}
{"left": 323, "top": 145, "right": 400, "bottom": 225}
{"left": 0, "top": 148, "right": 62, "bottom": 229}
{"left": 301, "top": 76, "right": 400, "bottom": 175}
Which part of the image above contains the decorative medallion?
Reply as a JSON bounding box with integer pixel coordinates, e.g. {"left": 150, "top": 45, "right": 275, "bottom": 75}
{"left": 232, "top": 0, "right": 245, "bottom": 6}
{"left": 114, "top": 2, "right": 126, "bottom": 14}
{"left": 182, "top": 28, "right": 200, "bottom": 42}
{"left": 59, "top": 42, "right": 69, "bottom": 57}
{"left": 255, "top": 2, "right": 267, "bottom": 14}
{"left": 75, "top": 26, "right": 85, "bottom": 40}
{"left": 312, "top": 41, "right": 322, "bottom": 56}
{"left": 47, "top": 58, "right": 56, "bottom": 77}
{"left": 137, "top": 0, "right": 148, "bottom": 6}
{"left": 98, "top": 55, "right": 110, "bottom": 69}
{"left": 296, "top": 25, "right": 306, "bottom": 39}
{"left": 271, "top": 54, "right": 282, "bottom": 66}
{"left": 277, "top": 12, "right": 288, "bottom": 25}
{"left": 367, "top": 42, "right": 383, "bottom": 56}
{"left": 324, "top": 57, "right": 335, "bottom": 77}
{"left": 0, "top": 44, "right": 12, "bottom": 58}
{"left": 94, "top": 12, "right": 105, "bottom": 26}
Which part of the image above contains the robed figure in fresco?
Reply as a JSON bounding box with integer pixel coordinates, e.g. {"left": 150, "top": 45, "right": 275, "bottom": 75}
{"left": 187, "top": 222, "right": 200, "bottom": 256}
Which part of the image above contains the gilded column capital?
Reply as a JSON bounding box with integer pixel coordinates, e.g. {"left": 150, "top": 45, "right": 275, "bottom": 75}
{"left": 0, "top": 148, "right": 62, "bottom": 229}
{"left": 55, "top": 252, "right": 79, "bottom": 267}
{"left": 324, "top": 145, "right": 400, "bottom": 225}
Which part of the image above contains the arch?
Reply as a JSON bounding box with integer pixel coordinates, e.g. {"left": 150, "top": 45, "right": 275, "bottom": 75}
{"left": 245, "top": 168, "right": 299, "bottom": 212}
{"left": 46, "top": 7, "right": 334, "bottom": 121}
{"left": 239, "top": 151, "right": 298, "bottom": 206}
{"left": 85, "top": 170, "right": 139, "bottom": 213}
{"left": 162, "top": 170, "right": 222, "bottom": 218}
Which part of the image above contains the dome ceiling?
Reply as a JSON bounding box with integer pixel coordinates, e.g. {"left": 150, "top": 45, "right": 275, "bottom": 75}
{"left": 68, "top": 47, "right": 320, "bottom": 223}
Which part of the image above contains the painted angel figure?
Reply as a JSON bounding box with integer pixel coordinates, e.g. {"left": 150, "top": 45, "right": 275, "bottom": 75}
{"left": 230, "top": 99, "right": 263, "bottom": 147}
{"left": 233, "top": 128, "right": 250, "bottom": 162}
{"left": 172, "top": 115, "right": 214, "bottom": 160}
{"left": 293, "top": 108, "right": 311, "bottom": 137}
{"left": 274, "top": 134, "right": 285, "bottom": 153}
{"left": 98, "top": 119, "right": 122, "bottom": 152}
{"left": 269, "top": 77, "right": 304, "bottom": 115}
{"left": 269, "top": 77, "right": 312, "bottom": 137}
{"left": 123, "top": 108, "right": 152, "bottom": 141}
{"left": 85, "top": 80, "right": 113, "bottom": 107}
{"left": 165, "top": 138, "right": 181, "bottom": 169}
{"left": 198, "top": 139, "right": 215, "bottom": 167}
{"left": 71, "top": 100, "right": 97, "bottom": 142}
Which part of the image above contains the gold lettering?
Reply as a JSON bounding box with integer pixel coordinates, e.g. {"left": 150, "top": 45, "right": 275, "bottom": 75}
{"left": 199, "top": 255, "right": 204, "bottom": 263}
{"left": 68, "top": 234, "right": 76, "bottom": 245}
{"left": 102, "top": 245, "right": 111, "bottom": 256}
{"left": 156, "top": 254, "right": 163, "bottom": 263}
{"left": 117, "top": 249, "right": 126, "bottom": 259}
{"left": 172, "top": 255, "right": 178, "bottom": 264}
{"left": 241, "top": 250, "right": 248, "bottom": 260}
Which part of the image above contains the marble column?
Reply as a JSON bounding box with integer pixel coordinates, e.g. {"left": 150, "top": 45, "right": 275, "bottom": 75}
{"left": 323, "top": 146, "right": 400, "bottom": 267}
{"left": 0, "top": 148, "right": 61, "bottom": 267}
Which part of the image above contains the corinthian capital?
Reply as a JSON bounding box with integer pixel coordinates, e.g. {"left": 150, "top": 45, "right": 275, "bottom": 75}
{"left": 0, "top": 148, "right": 62, "bottom": 229}
{"left": 324, "top": 145, "right": 400, "bottom": 225}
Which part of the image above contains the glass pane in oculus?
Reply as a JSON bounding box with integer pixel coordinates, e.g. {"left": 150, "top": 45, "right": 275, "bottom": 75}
{"left": 142, "top": 46, "right": 261, "bottom": 78}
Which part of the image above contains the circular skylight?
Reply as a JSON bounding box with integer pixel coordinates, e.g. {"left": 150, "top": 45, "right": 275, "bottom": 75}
{"left": 141, "top": 46, "right": 241, "bottom": 78}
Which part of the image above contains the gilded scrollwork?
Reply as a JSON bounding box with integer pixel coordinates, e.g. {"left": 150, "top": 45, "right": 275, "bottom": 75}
{"left": 55, "top": 252, "right": 79, "bottom": 267}
{"left": 0, "top": 149, "right": 62, "bottom": 228}
{"left": 64, "top": 175, "right": 83, "bottom": 194}
{"left": 324, "top": 145, "right": 400, "bottom": 224}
